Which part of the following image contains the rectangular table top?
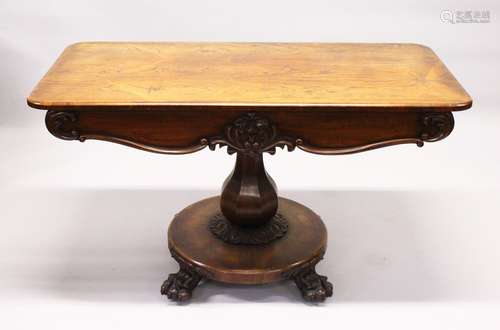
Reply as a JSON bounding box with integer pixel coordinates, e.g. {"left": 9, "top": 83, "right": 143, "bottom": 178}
{"left": 28, "top": 42, "right": 471, "bottom": 111}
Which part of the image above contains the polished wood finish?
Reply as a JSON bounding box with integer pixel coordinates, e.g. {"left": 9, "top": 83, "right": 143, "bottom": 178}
{"left": 43, "top": 109, "right": 454, "bottom": 155}
{"left": 165, "top": 196, "right": 332, "bottom": 301}
{"left": 166, "top": 196, "right": 331, "bottom": 301}
{"left": 28, "top": 42, "right": 472, "bottom": 302}
{"left": 221, "top": 153, "right": 278, "bottom": 227}
{"left": 28, "top": 42, "right": 471, "bottom": 111}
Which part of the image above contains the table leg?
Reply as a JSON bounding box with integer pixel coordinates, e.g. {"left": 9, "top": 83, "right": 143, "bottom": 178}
{"left": 42, "top": 106, "right": 458, "bottom": 303}
{"left": 160, "top": 250, "right": 204, "bottom": 302}
{"left": 162, "top": 149, "right": 332, "bottom": 302}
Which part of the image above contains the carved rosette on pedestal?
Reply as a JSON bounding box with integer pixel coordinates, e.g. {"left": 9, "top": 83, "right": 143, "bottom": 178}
{"left": 208, "top": 212, "right": 288, "bottom": 245}
{"left": 204, "top": 113, "right": 293, "bottom": 243}
{"left": 44, "top": 110, "right": 455, "bottom": 302}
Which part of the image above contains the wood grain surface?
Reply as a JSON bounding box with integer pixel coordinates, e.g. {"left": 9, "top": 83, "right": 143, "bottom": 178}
{"left": 168, "top": 196, "right": 327, "bottom": 284}
{"left": 28, "top": 42, "right": 471, "bottom": 111}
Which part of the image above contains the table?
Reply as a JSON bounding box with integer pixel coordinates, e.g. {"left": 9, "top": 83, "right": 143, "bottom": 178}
{"left": 27, "top": 42, "right": 472, "bottom": 302}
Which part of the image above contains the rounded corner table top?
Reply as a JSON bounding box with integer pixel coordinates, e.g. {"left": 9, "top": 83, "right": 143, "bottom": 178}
{"left": 27, "top": 42, "right": 472, "bottom": 112}
{"left": 26, "top": 42, "right": 473, "bottom": 303}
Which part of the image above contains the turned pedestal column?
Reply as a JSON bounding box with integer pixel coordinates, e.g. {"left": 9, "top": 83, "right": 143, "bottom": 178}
{"left": 28, "top": 42, "right": 471, "bottom": 303}
{"left": 161, "top": 113, "right": 333, "bottom": 302}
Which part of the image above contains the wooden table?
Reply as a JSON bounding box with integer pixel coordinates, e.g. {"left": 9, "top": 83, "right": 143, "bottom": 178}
{"left": 28, "top": 42, "right": 472, "bottom": 302}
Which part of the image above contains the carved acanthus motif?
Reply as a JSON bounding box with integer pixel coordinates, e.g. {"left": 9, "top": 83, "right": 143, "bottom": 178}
{"left": 209, "top": 212, "right": 288, "bottom": 245}
{"left": 45, "top": 111, "right": 455, "bottom": 156}
{"left": 207, "top": 113, "right": 295, "bottom": 156}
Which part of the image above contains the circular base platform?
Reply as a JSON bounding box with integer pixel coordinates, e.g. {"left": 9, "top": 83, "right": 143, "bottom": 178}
{"left": 168, "top": 196, "right": 327, "bottom": 285}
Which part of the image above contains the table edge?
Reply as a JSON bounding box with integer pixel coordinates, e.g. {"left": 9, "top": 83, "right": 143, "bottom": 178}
{"left": 26, "top": 99, "right": 473, "bottom": 112}
{"left": 26, "top": 41, "right": 473, "bottom": 112}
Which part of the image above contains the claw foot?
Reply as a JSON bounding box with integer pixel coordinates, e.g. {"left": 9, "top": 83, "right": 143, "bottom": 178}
{"left": 284, "top": 256, "right": 333, "bottom": 302}
{"left": 161, "top": 269, "right": 202, "bottom": 302}
{"left": 294, "top": 270, "right": 333, "bottom": 302}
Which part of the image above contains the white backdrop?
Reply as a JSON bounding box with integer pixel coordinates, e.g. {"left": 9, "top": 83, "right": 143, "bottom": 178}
{"left": 1, "top": 1, "right": 500, "bottom": 329}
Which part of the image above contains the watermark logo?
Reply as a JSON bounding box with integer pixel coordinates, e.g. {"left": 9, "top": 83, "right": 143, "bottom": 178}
{"left": 441, "top": 10, "right": 490, "bottom": 24}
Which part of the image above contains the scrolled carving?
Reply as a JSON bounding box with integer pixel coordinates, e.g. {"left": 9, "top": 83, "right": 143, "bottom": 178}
{"left": 420, "top": 112, "right": 454, "bottom": 142}
{"left": 45, "top": 110, "right": 209, "bottom": 154}
{"left": 44, "top": 111, "right": 455, "bottom": 156}
{"left": 209, "top": 212, "right": 288, "bottom": 245}
{"left": 207, "top": 113, "right": 295, "bottom": 156}
{"left": 205, "top": 112, "right": 455, "bottom": 157}
{"left": 45, "top": 111, "right": 81, "bottom": 141}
